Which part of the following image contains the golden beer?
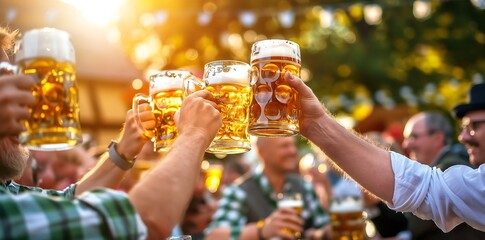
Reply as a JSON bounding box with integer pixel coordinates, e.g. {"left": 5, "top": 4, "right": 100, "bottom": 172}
{"left": 133, "top": 70, "right": 187, "bottom": 152}
{"left": 249, "top": 40, "right": 301, "bottom": 137}
{"left": 277, "top": 193, "right": 304, "bottom": 238}
{"left": 204, "top": 163, "right": 223, "bottom": 193}
{"left": 15, "top": 28, "right": 82, "bottom": 150}
{"left": 185, "top": 60, "right": 252, "bottom": 154}
{"left": 330, "top": 197, "right": 366, "bottom": 240}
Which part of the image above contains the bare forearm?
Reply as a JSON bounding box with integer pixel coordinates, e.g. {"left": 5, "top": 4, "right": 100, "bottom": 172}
{"left": 129, "top": 134, "right": 208, "bottom": 239}
{"left": 305, "top": 115, "right": 395, "bottom": 202}
{"left": 239, "top": 223, "right": 259, "bottom": 240}
{"left": 75, "top": 153, "right": 126, "bottom": 195}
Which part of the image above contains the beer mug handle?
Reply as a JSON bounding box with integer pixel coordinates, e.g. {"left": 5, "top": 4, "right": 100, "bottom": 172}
{"left": 182, "top": 75, "right": 206, "bottom": 98}
{"left": 0, "top": 62, "right": 41, "bottom": 82}
{"left": 132, "top": 93, "right": 155, "bottom": 140}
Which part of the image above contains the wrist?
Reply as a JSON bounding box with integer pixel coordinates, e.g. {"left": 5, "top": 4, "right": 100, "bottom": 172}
{"left": 178, "top": 130, "right": 213, "bottom": 149}
{"left": 108, "top": 140, "right": 136, "bottom": 170}
{"left": 116, "top": 139, "right": 138, "bottom": 160}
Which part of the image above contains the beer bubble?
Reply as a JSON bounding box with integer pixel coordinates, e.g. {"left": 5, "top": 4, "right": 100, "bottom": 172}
{"left": 255, "top": 84, "right": 272, "bottom": 103}
{"left": 275, "top": 85, "right": 292, "bottom": 104}
{"left": 261, "top": 63, "right": 280, "bottom": 83}
{"left": 265, "top": 102, "right": 282, "bottom": 120}
{"left": 219, "top": 85, "right": 238, "bottom": 104}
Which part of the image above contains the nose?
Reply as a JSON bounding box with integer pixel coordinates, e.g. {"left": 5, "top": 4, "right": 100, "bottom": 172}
{"left": 458, "top": 128, "right": 472, "bottom": 143}
{"left": 402, "top": 138, "right": 413, "bottom": 152}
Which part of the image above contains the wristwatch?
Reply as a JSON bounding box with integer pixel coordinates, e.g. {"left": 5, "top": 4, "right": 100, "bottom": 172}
{"left": 108, "top": 140, "right": 135, "bottom": 170}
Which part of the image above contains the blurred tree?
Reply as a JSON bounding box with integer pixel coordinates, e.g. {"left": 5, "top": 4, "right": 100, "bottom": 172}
{"left": 115, "top": 0, "right": 485, "bottom": 117}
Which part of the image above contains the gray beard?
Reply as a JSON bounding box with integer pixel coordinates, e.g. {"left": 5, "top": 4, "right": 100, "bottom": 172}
{"left": 0, "top": 139, "right": 29, "bottom": 181}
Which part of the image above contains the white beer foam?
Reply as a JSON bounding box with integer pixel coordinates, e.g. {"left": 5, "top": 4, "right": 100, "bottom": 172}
{"left": 150, "top": 71, "right": 187, "bottom": 93}
{"left": 15, "top": 28, "right": 75, "bottom": 64}
{"left": 330, "top": 197, "right": 363, "bottom": 213}
{"left": 278, "top": 199, "right": 303, "bottom": 208}
{"left": 205, "top": 64, "right": 249, "bottom": 85}
{"left": 251, "top": 40, "right": 301, "bottom": 61}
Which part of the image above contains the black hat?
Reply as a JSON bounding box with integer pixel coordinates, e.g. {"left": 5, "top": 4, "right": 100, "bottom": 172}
{"left": 452, "top": 83, "right": 485, "bottom": 119}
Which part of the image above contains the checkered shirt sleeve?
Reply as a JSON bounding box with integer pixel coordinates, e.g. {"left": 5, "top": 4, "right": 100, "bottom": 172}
{"left": 300, "top": 179, "right": 330, "bottom": 227}
{"left": 0, "top": 186, "right": 147, "bottom": 239}
{"left": 205, "top": 185, "right": 247, "bottom": 240}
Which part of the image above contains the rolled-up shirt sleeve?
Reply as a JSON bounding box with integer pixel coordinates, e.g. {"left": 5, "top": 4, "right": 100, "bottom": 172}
{"left": 387, "top": 151, "right": 485, "bottom": 232}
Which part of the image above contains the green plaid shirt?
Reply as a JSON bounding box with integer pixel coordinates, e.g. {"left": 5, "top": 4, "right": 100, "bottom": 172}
{"left": 206, "top": 169, "right": 329, "bottom": 239}
{"left": 0, "top": 181, "right": 147, "bottom": 239}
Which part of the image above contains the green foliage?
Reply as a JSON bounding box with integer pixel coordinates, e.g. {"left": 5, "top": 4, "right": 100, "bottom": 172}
{"left": 117, "top": 0, "right": 485, "bottom": 114}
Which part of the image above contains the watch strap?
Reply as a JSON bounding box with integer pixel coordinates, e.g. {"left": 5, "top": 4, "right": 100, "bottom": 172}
{"left": 108, "top": 140, "right": 135, "bottom": 170}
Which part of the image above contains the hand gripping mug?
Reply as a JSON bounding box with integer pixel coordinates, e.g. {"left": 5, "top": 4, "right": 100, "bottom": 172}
{"left": 277, "top": 192, "right": 304, "bottom": 239}
{"left": 15, "top": 28, "right": 82, "bottom": 150}
{"left": 132, "top": 70, "right": 193, "bottom": 152}
{"left": 183, "top": 60, "right": 252, "bottom": 154}
{"left": 249, "top": 39, "right": 301, "bottom": 137}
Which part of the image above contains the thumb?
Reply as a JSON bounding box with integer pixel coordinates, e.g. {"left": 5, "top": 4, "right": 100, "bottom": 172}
{"left": 285, "top": 72, "right": 315, "bottom": 98}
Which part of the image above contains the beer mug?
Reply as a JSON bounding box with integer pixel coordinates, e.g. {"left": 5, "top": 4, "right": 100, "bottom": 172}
{"left": 184, "top": 60, "right": 252, "bottom": 154}
{"left": 329, "top": 196, "right": 366, "bottom": 240}
{"left": 15, "top": 28, "right": 82, "bottom": 150}
{"left": 277, "top": 192, "right": 304, "bottom": 238}
{"left": 133, "top": 70, "right": 191, "bottom": 152}
{"left": 249, "top": 39, "right": 301, "bottom": 137}
{"left": 203, "top": 162, "right": 223, "bottom": 193}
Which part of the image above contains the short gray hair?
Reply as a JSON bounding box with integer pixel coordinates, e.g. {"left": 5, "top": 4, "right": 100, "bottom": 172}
{"left": 423, "top": 111, "right": 454, "bottom": 145}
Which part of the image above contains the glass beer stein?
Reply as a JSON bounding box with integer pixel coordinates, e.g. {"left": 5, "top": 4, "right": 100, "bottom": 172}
{"left": 249, "top": 39, "right": 301, "bottom": 137}
{"left": 133, "top": 70, "right": 192, "bottom": 152}
{"left": 184, "top": 60, "right": 252, "bottom": 154}
{"left": 329, "top": 196, "right": 366, "bottom": 240}
{"left": 15, "top": 28, "right": 82, "bottom": 150}
{"left": 277, "top": 192, "right": 304, "bottom": 239}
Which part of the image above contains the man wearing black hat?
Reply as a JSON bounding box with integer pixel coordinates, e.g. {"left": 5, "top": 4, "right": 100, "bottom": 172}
{"left": 281, "top": 72, "right": 485, "bottom": 233}
{"left": 454, "top": 83, "right": 485, "bottom": 167}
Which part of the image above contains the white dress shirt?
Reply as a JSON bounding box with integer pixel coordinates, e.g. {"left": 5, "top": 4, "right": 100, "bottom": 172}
{"left": 388, "top": 151, "right": 485, "bottom": 232}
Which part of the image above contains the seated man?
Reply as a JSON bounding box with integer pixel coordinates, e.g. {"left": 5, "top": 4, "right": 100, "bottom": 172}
{"left": 205, "top": 137, "right": 330, "bottom": 240}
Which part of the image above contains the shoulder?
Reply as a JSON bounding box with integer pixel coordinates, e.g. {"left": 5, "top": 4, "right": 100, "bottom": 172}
{"left": 436, "top": 150, "right": 470, "bottom": 170}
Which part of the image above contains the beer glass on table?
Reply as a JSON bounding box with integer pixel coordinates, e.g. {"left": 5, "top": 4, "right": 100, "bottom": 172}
{"left": 133, "top": 70, "right": 191, "bottom": 152}
{"left": 329, "top": 196, "right": 366, "bottom": 240}
{"left": 15, "top": 28, "right": 82, "bottom": 150}
{"left": 249, "top": 39, "right": 301, "bottom": 137}
{"left": 277, "top": 192, "right": 304, "bottom": 239}
{"left": 183, "top": 60, "right": 252, "bottom": 154}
